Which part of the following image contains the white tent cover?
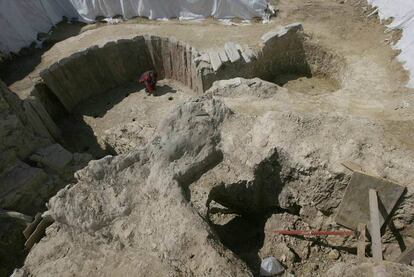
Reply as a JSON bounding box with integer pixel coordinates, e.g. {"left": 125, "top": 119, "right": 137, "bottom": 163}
{"left": 3, "top": 1, "right": 413, "bottom": 88}
{"left": 0, "top": 0, "right": 268, "bottom": 54}
{"left": 367, "top": 0, "right": 414, "bottom": 88}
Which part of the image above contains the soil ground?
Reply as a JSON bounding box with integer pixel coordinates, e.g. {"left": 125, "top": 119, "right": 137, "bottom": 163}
{"left": 58, "top": 79, "right": 195, "bottom": 157}
{"left": 2, "top": 0, "right": 414, "bottom": 276}
{"left": 4, "top": 0, "right": 414, "bottom": 116}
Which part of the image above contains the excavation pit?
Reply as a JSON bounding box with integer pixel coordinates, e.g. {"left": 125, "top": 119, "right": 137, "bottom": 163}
{"left": 25, "top": 26, "right": 345, "bottom": 160}
{"left": 2, "top": 1, "right": 414, "bottom": 275}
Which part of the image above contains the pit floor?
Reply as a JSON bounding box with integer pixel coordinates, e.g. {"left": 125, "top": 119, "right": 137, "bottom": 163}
{"left": 275, "top": 74, "right": 340, "bottom": 95}
{"left": 57, "top": 79, "right": 196, "bottom": 157}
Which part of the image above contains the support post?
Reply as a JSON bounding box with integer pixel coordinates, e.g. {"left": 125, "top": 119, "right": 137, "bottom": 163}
{"left": 369, "top": 189, "right": 383, "bottom": 262}
{"left": 357, "top": 223, "right": 367, "bottom": 258}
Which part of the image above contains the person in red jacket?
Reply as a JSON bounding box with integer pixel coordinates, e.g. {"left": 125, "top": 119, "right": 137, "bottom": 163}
{"left": 138, "top": 70, "right": 158, "bottom": 95}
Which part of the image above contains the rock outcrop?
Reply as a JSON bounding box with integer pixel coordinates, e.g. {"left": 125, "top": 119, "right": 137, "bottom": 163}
{"left": 17, "top": 78, "right": 414, "bottom": 276}
{"left": 0, "top": 80, "right": 92, "bottom": 275}
{"left": 19, "top": 96, "right": 252, "bottom": 276}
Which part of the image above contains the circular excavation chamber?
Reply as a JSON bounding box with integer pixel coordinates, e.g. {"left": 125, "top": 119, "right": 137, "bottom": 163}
{"left": 30, "top": 23, "right": 344, "bottom": 159}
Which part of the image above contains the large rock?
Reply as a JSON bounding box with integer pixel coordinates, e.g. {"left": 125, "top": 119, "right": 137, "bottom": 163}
{"left": 20, "top": 96, "right": 252, "bottom": 276}
{"left": 200, "top": 78, "right": 414, "bottom": 220}
{"left": 0, "top": 81, "right": 49, "bottom": 175}
{"left": 17, "top": 78, "right": 414, "bottom": 276}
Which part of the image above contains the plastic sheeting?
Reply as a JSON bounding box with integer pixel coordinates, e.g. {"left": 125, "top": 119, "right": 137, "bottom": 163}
{"left": 0, "top": 0, "right": 269, "bottom": 54}
{"left": 368, "top": 0, "right": 414, "bottom": 88}
{"left": 0, "top": 0, "right": 78, "bottom": 54}
{"left": 68, "top": 0, "right": 268, "bottom": 22}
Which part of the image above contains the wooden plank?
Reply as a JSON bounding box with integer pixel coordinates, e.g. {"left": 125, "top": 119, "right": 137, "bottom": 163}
{"left": 369, "top": 189, "right": 383, "bottom": 262}
{"left": 341, "top": 161, "right": 364, "bottom": 173}
{"left": 23, "top": 213, "right": 42, "bottom": 239}
{"left": 395, "top": 243, "right": 414, "bottom": 265}
{"left": 335, "top": 172, "right": 405, "bottom": 231}
{"left": 357, "top": 223, "right": 367, "bottom": 258}
{"left": 24, "top": 217, "right": 53, "bottom": 249}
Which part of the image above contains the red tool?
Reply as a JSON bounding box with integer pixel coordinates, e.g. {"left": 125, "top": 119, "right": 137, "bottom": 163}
{"left": 273, "top": 230, "right": 355, "bottom": 237}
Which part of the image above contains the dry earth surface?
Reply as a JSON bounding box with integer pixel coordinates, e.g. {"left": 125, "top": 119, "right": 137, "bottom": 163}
{"left": 1, "top": 0, "right": 414, "bottom": 276}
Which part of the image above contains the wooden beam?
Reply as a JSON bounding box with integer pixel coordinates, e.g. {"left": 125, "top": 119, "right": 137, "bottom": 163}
{"left": 369, "top": 189, "right": 383, "bottom": 262}
{"left": 23, "top": 213, "right": 42, "bottom": 239}
{"left": 341, "top": 161, "right": 364, "bottom": 173}
{"left": 357, "top": 223, "right": 367, "bottom": 258}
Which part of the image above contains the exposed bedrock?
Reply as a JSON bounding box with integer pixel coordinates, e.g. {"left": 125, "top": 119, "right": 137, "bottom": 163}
{"left": 202, "top": 78, "right": 414, "bottom": 222}
{"left": 17, "top": 78, "right": 414, "bottom": 276}
{"left": 20, "top": 96, "right": 254, "bottom": 276}
{"left": 5, "top": 21, "right": 413, "bottom": 275}
{"left": 1, "top": 22, "right": 344, "bottom": 217}
{"left": 0, "top": 80, "right": 91, "bottom": 275}
{"left": 0, "top": 81, "right": 65, "bottom": 216}
{"left": 0, "top": 81, "right": 91, "bottom": 215}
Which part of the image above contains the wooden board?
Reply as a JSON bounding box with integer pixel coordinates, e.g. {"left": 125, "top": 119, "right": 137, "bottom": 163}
{"left": 369, "top": 189, "right": 383, "bottom": 262}
{"left": 357, "top": 223, "right": 367, "bottom": 259}
{"left": 335, "top": 172, "right": 406, "bottom": 231}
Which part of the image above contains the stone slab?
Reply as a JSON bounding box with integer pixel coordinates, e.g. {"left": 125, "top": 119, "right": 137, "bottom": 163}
{"left": 31, "top": 144, "right": 72, "bottom": 172}
{"left": 240, "top": 46, "right": 254, "bottom": 63}
{"left": 23, "top": 101, "right": 53, "bottom": 140}
{"left": 208, "top": 50, "right": 223, "bottom": 71}
{"left": 27, "top": 97, "right": 61, "bottom": 140}
{"left": 261, "top": 23, "right": 303, "bottom": 44}
{"left": 218, "top": 48, "right": 229, "bottom": 63}
{"left": 224, "top": 42, "right": 241, "bottom": 63}
{"left": 335, "top": 172, "right": 406, "bottom": 231}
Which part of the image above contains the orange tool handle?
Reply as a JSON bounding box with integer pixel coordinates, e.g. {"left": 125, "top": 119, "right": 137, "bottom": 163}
{"left": 273, "top": 230, "right": 355, "bottom": 236}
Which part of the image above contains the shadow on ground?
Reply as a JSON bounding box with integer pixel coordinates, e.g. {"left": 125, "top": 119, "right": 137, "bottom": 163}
{"left": 56, "top": 82, "right": 176, "bottom": 158}
{"left": 211, "top": 214, "right": 269, "bottom": 275}
{"left": 1, "top": 21, "right": 85, "bottom": 85}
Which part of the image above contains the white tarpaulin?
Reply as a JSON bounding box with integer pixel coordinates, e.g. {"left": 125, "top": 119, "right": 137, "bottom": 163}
{"left": 0, "top": 0, "right": 78, "bottom": 54}
{"left": 0, "top": 0, "right": 269, "bottom": 54}
{"left": 68, "top": 0, "right": 268, "bottom": 22}
{"left": 368, "top": 0, "right": 414, "bottom": 88}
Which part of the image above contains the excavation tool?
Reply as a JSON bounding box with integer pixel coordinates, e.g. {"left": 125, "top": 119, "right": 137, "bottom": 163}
{"left": 273, "top": 230, "right": 355, "bottom": 237}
